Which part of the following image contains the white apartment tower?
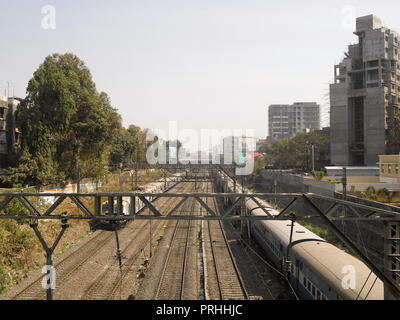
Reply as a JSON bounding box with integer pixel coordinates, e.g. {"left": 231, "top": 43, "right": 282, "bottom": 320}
{"left": 268, "top": 102, "right": 320, "bottom": 142}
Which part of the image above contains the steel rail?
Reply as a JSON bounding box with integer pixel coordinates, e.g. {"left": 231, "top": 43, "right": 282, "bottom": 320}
{"left": 11, "top": 230, "right": 110, "bottom": 300}
{"left": 11, "top": 182, "right": 188, "bottom": 300}
{"left": 154, "top": 184, "right": 195, "bottom": 300}
{"left": 179, "top": 196, "right": 196, "bottom": 300}
{"left": 81, "top": 182, "right": 192, "bottom": 300}
{"left": 205, "top": 186, "right": 223, "bottom": 299}
{"left": 207, "top": 182, "right": 249, "bottom": 300}
{"left": 107, "top": 182, "right": 194, "bottom": 300}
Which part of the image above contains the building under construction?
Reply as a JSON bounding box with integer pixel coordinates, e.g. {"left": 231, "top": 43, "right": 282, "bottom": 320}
{"left": 330, "top": 15, "right": 400, "bottom": 166}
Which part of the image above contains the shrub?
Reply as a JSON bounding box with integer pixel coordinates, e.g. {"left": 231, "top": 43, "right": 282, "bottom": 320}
{"left": 377, "top": 188, "right": 393, "bottom": 203}
{"left": 312, "top": 170, "right": 325, "bottom": 181}
{"left": 377, "top": 188, "right": 390, "bottom": 197}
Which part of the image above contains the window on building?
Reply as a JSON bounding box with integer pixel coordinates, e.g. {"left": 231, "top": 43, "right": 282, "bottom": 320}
{"left": 367, "top": 60, "right": 379, "bottom": 68}
{"left": 382, "top": 164, "right": 385, "bottom": 174}
{"left": 396, "top": 165, "right": 399, "bottom": 175}
{"left": 389, "top": 165, "right": 392, "bottom": 174}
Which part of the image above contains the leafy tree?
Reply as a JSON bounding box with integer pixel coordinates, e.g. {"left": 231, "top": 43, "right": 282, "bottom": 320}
{"left": 291, "top": 132, "right": 329, "bottom": 171}
{"left": 266, "top": 138, "right": 296, "bottom": 169}
{"left": 109, "top": 125, "right": 150, "bottom": 169}
{"left": 4, "top": 53, "right": 121, "bottom": 186}
{"left": 266, "top": 132, "right": 329, "bottom": 171}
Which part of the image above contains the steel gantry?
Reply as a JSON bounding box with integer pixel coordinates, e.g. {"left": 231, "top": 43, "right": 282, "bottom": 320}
{"left": 1, "top": 186, "right": 400, "bottom": 299}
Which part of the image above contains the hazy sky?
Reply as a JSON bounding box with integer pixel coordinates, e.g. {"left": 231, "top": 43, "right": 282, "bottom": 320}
{"left": 2, "top": 0, "right": 400, "bottom": 148}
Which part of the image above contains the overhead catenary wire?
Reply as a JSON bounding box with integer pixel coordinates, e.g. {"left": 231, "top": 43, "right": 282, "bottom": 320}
{"left": 238, "top": 236, "right": 300, "bottom": 300}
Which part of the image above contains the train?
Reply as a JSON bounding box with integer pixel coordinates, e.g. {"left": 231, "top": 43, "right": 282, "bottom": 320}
{"left": 89, "top": 173, "right": 184, "bottom": 231}
{"left": 214, "top": 170, "right": 384, "bottom": 300}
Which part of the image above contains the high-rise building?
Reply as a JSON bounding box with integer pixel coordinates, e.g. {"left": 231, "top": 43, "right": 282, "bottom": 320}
{"left": 330, "top": 15, "right": 400, "bottom": 166}
{"left": 268, "top": 102, "right": 320, "bottom": 142}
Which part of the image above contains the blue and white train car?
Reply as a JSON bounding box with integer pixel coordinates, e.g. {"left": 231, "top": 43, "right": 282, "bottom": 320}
{"left": 216, "top": 171, "right": 384, "bottom": 300}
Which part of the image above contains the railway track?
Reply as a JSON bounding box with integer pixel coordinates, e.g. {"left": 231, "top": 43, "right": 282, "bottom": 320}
{"left": 11, "top": 229, "right": 112, "bottom": 300}
{"left": 204, "top": 181, "right": 248, "bottom": 300}
{"left": 82, "top": 182, "right": 194, "bottom": 300}
{"left": 10, "top": 181, "right": 189, "bottom": 300}
{"left": 154, "top": 183, "right": 197, "bottom": 300}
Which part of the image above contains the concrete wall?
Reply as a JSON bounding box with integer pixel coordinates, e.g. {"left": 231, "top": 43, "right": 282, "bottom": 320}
{"left": 364, "top": 87, "right": 386, "bottom": 166}
{"left": 330, "top": 83, "right": 349, "bottom": 166}
{"left": 259, "top": 170, "right": 335, "bottom": 196}
{"left": 356, "top": 15, "right": 382, "bottom": 33}
{"left": 339, "top": 183, "right": 400, "bottom": 192}
{"left": 261, "top": 169, "right": 400, "bottom": 194}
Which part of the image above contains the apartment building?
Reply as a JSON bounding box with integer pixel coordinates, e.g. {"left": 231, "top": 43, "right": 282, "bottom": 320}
{"left": 0, "top": 96, "right": 21, "bottom": 167}
{"left": 268, "top": 102, "right": 320, "bottom": 142}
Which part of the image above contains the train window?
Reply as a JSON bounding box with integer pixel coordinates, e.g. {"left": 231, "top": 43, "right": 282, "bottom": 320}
{"left": 307, "top": 281, "right": 311, "bottom": 291}
{"left": 312, "top": 285, "right": 315, "bottom": 297}
{"left": 303, "top": 277, "right": 306, "bottom": 286}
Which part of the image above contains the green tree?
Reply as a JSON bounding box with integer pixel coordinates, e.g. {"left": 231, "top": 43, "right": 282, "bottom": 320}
{"left": 266, "top": 132, "right": 329, "bottom": 171}
{"left": 291, "top": 132, "right": 329, "bottom": 171}
{"left": 5, "top": 53, "right": 121, "bottom": 186}
{"left": 109, "top": 125, "right": 150, "bottom": 169}
{"left": 389, "top": 113, "right": 400, "bottom": 154}
{"left": 266, "top": 138, "right": 296, "bottom": 169}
